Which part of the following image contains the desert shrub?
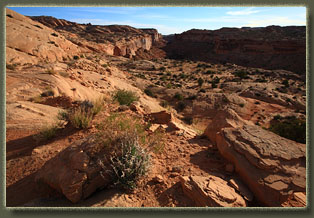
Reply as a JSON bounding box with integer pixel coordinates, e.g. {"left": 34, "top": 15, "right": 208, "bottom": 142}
{"left": 203, "top": 70, "right": 215, "bottom": 75}
{"left": 34, "top": 124, "right": 60, "bottom": 142}
{"left": 69, "top": 107, "right": 94, "bottom": 129}
{"left": 160, "top": 100, "right": 169, "bottom": 108}
{"left": 268, "top": 116, "right": 306, "bottom": 143}
{"left": 95, "top": 114, "right": 166, "bottom": 189}
{"left": 183, "top": 116, "right": 193, "bottom": 125}
{"left": 61, "top": 98, "right": 104, "bottom": 129}
{"left": 179, "top": 73, "right": 187, "bottom": 79}
{"left": 109, "top": 133, "right": 150, "bottom": 190}
{"left": 144, "top": 88, "right": 155, "bottom": 97}
{"left": 282, "top": 79, "right": 290, "bottom": 88}
{"left": 273, "top": 115, "right": 282, "bottom": 120}
{"left": 174, "top": 92, "right": 184, "bottom": 101}
{"left": 211, "top": 82, "right": 217, "bottom": 88}
{"left": 199, "top": 88, "right": 206, "bottom": 93}
{"left": 187, "top": 95, "right": 197, "bottom": 100}
{"left": 198, "top": 77, "right": 204, "bottom": 87}
{"left": 51, "top": 33, "right": 58, "bottom": 37}
{"left": 239, "top": 103, "right": 245, "bottom": 108}
{"left": 90, "top": 97, "right": 104, "bottom": 115}
{"left": 73, "top": 55, "right": 80, "bottom": 60}
{"left": 113, "top": 90, "right": 139, "bottom": 106}
{"left": 166, "top": 83, "right": 173, "bottom": 89}
{"left": 159, "top": 66, "right": 166, "bottom": 71}
{"left": 234, "top": 70, "right": 249, "bottom": 79}
{"left": 255, "top": 78, "right": 268, "bottom": 83}
{"left": 176, "top": 101, "right": 186, "bottom": 112}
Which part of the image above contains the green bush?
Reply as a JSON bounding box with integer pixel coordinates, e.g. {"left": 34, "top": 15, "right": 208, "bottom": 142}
{"left": 183, "top": 116, "right": 193, "bottom": 125}
{"left": 144, "top": 88, "right": 155, "bottom": 97}
{"left": 268, "top": 116, "right": 306, "bottom": 143}
{"left": 34, "top": 124, "right": 59, "bottom": 142}
{"left": 177, "top": 101, "right": 186, "bottom": 112}
{"left": 60, "top": 98, "right": 104, "bottom": 129}
{"left": 69, "top": 107, "right": 94, "bottom": 129}
{"left": 174, "top": 92, "right": 184, "bottom": 101}
{"left": 113, "top": 90, "right": 139, "bottom": 106}
{"left": 234, "top": 70, "right": 249, "bottom": 79}
{"left": 282, "top": 79, "right": 290, "bottom": 88}
{"left": 160, "top": 100, "right": 169, "bottom": 108}
{"left": 198, "top": 77, "right": 204, "bottom": 87}
{"left": 73, "top": 55, "right": 80, "bottom": 60}
{"left": 109, "top": 133, "right": 150, "bottom": 190}
{"left": 95, "top": 113, "right": 166, "bottom": 189}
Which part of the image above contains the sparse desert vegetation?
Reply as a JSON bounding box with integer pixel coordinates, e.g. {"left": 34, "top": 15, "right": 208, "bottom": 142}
{"left": 5, "top": 7, "right": 306, "bottom": 208}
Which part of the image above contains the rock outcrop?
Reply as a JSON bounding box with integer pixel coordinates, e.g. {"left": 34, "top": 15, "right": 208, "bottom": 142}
{"left": 30, "top": 16, "right": 163, "bottom": 59}
{"left": 35, "top": 135, "right": 112, "bottom": 203}
{"left": 203, "top": 108, "right": 252, "bottom": 144}
{"left": 6, "top": 9, "right": 81, "bottom": 65}
{"left": 180, "top": 175, "right": 247, "bottom": 207}
{"left": 215, "top": 125, "right": 306, "bottom": 206}
{"left": 163, "top": 26, "right": 305, "bottom": 74}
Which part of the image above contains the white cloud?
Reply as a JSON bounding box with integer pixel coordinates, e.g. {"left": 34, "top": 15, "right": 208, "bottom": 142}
{"left": 226, "top": 7, "right": 260, "bottom": 16}
{"left": 243, "top": 17, "right": 306, "bottom": 27}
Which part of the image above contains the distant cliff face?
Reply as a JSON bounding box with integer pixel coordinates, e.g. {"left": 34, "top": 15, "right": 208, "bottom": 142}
{"left": 30, "top": 16, "right": 163, "bottom": 59}
{"left": 163, "top": 26, "right": 306, "bottom": 74}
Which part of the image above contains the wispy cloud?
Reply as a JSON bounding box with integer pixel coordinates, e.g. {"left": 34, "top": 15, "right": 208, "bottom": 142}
{"left": 73, "top": 7, "right": 143, "bottom": 15}
{"left": 134, "top": 13, "right": 171, "bottom": 20}
{"left": 243, "top": 16, "right": 306, "bottom": 27}
{"left": 226, "top": 7, "right": 260, "bottom": 16}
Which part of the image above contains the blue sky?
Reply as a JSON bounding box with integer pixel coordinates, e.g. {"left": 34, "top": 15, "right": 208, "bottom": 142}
{"left": 8, "top": 7, "right": 306, "bottom": 35}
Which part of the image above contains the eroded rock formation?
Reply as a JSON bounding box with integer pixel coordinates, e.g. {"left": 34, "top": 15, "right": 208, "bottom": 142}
{"left": 215, "top": 125, "right": 306, "bottom": 206}
{"left": 163, "top": 26, "right": 305, "bottom": 74}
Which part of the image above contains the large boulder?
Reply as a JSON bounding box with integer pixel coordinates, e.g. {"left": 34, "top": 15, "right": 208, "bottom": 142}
{"left": 203, "top": 108, "right": 252, "bottom": 144}
{"left": 147, "top": 111, "right": 196, "bottom": 136}
{"left": 216, "top": 125, "right": 306, "bottom": 206}
{"left": 35, "top": 136, "right": 112, "bottom": 203}
{"left": 180, "top": 175, "right": 247, "bottom": 207}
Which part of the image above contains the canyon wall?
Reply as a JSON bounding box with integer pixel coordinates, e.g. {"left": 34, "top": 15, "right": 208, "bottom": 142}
{"left": 163, "top": 26, "right": 306, "bottom": 74}
{"left": 30, "top": 16, "right": 162, "bottom": 59}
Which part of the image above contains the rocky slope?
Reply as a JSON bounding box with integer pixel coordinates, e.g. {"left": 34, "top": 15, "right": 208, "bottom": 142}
{"left": 30, "top": 15, "right": 165, "bottom": 59}
{"left": 163, "top": 26, "right": 306, "bottom": 74}
{"left": 6, "top": 9, "right": 81, "bottom": 65}
{"left": 5, "top": 8, "right": 306, "bottom": 208}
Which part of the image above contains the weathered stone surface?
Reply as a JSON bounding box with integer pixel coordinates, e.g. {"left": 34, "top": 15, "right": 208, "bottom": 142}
{"left": 35, "top": 136, "right": 111, "bottom": 203}
{"left": 216, "top": 125, "right": 306, "bottom": 206}
{"left": 292, "top": 192, "right": 306, "bottom": 206}
{"left": 180, "top": 175, "right": 247, "bottom": 207}
{"left": 6, "top": 9, "right": 80, "bottom": 65}
{"left": 229, "top": 178, "right": 254, "bottom": 202}
{"left": 203, "top": 108, "right": 251, "bottom": 144}
{"left": 148, "top": 111, "right": 172, "bottom": 124}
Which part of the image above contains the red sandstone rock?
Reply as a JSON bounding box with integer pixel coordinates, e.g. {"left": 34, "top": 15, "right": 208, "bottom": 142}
{"left": 216, "top": 125, "right": 306, "bottom": 206}
{"left": 180, "top": 175, "right": 247, "bottom": 207}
